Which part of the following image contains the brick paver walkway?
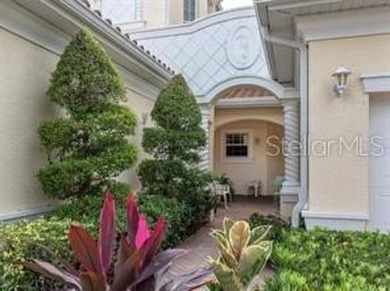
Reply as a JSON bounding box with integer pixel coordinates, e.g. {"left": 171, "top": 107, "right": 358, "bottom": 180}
{"left": 166, "top": 196, "right": 277, "bottom": 286}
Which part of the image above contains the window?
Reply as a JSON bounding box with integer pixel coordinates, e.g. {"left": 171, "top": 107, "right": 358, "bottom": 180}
{"left": 221, "top": 131, "right": 253, "bottom": 161}
{"left": 101, "top": 0, "right": 141, "bottom": 23}
{"left": 184, "top": 0, "right": 197, "bottom": 22}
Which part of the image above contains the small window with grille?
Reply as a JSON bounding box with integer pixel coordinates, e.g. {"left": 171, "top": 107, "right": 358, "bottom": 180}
{"left": 222, "top": 131, "right": 253, "bottom": 162}
{"left": 225, "top": 133, "right": 249, "bottom": 157}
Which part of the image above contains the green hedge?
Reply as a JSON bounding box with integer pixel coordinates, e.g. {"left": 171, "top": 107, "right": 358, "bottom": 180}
{"left": 249, "top": 214, "right": 390, "bottom": 290}
{"left": 0, "top": 217, "right": 83, "bottom": 290}
{"left": 51, "top": 190, "right": 196, "bottom": 249}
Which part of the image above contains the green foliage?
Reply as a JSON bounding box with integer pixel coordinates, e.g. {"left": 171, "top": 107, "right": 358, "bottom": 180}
{"left": 139, "top": 74, "right": 214, "bottom": 232}
{"left": 52, "top": 188, "right": 206, "bottom": 250}
{"left": 248, "top": 212, "right": 290, "bottom": 243}
{"left": 137, "top": 195, "right": 190, "bottom": 249}
{"left": 47, "top": 28, "right": 126, "bottom": 115}
{"left": 24, "top": 194, "right": 187, "bottom": 291}
{"left": 38, "top": 28, "right": 137, "bottom": 199}
{"left": 142, "top": 75, "right": 206, "bottom": 164}
{"left": 0, "top": 217, "right": 91, "bottom": 290}
{"left": 265, "top": 228, "right": 390, "bottom": 290}
{"left": 49, "top": 182, "right": 130, "bottom": 230}
{"left": 1, "top": 186, "right": 200, "bottom": 290}
{"left": 208, "top": 218, "right": 273, "bottom": 291}
{"left": 148, "top": 75, "right": 203, "bottom": 147}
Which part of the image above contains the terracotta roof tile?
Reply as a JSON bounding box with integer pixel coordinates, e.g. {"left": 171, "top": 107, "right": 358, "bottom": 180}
{"left": 221, "top": 86, "right": 274, "bottom": 99}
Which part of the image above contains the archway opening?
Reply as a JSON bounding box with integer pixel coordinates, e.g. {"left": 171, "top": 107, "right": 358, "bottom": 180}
{"left": 213, "top": 119, "right": 284, "bottom": 197}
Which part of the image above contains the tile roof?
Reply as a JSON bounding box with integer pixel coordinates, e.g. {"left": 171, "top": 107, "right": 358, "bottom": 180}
{"left": 78, "top": 0, "right": 174, "bottom": 75}
{"left": 221, "top": 86, "right": 274, "bottom": 99}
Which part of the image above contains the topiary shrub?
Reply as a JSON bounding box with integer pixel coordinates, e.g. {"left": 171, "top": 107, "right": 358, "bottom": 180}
{"left": 138, "top": 74, "right": 215, "bottom": 228}
{"left": 37, "top": 28, "right": 137, "bottom": 199}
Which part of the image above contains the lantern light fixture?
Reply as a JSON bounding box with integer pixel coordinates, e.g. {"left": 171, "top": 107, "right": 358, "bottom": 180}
{"left": 332, "top": 66, "right": 351, "bottom": 97}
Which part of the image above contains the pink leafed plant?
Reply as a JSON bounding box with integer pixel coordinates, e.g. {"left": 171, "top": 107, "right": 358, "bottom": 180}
{"left": 24, "top": 192, "right": 187, "bottom": 291}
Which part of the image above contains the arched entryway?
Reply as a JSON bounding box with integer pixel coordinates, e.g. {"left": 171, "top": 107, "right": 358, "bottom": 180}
{"left": 131, "top": 6, "right": 302, "bottom": 221}
{"left": 214, "top": 119, "right": 284, "bottom": 197}
{"left": 199, "top": 80, "right": 300, "bottom": 219}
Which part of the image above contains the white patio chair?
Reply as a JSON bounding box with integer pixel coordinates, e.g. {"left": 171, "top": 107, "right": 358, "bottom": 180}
{"left": 213, "top": 181, "right": 232, "bottom": 209}
{"left": 248, "top": 179, "right": 262, "bottom": 198}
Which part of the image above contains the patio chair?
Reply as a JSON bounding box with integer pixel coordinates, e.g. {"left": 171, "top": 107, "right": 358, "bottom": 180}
{"left": 213, "top": 181, "right": 232, "bottom": 209}
{"left": 248, "top": 179, "right": 262, "bottom": 197}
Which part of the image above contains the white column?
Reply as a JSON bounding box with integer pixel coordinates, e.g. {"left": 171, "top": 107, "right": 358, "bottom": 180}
{"left": 280, "top": 98, "right": 301, "bottom": 218}
{"left": 199, "top": 105, "right": 212, "bottom": 171}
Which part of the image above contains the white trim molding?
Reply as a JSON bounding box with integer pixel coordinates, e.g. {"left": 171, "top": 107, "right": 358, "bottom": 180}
{"left": 361, "top": 73, "right": 390, "bottom": 93}
{"left": 215, "top": 96, "right": 281, "bottom": 108}
{"left": 296, "top": 6, "right": 390, "bottom": 42}
{"left": 302, "top": 210, "right": 369, "bottom": 231}
{"left": 4, "top": 0, "right": 171, "bottom": 90}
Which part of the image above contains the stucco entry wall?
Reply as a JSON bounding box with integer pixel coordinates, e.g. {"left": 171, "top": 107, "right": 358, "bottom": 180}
{"left": 214, "top": 108, "right": 284, "bottom": 195}
{"left": 0, "top": 28, "right": 59, "bottom": 216}
{"left": 305, "top": 34, "right": 390, "bottom": 229}
{"left": 214, "top": 107, "right": 283, "bottom": 128}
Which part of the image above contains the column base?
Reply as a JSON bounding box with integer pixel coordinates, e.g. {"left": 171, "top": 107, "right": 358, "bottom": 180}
{"left": 280, "top": 181, "right": 300, "bottom": 222}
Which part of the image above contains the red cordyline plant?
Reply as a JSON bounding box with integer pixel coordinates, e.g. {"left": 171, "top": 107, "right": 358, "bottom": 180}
{"left": 24, "top": 193, "right": 191, "bottom": 291}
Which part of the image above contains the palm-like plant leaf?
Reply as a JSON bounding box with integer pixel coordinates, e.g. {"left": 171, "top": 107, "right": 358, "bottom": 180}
{"left": 98, "top": 193, "right": 116, "bottom": 276}
{"left": 24, "top": 259, "right": 81, "bottom": 289}
{"left": 80, "top": 272, "right": 106, "bottom": 291}
{"left": 69, "top": 225, "right": 104, "bottom": 278}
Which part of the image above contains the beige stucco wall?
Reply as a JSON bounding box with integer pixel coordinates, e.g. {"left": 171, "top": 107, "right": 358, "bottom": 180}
{"left": 308, "top": 34, "right": 390, "bottom": 214}
{"left": 213, "top": 107, "right": 284, "bottom": 195}
{"left": 143, "top": 0, "right": 166, "bottom": 28}
{"left": 0, "top": 28, "right": 157, "bottom": 217}
{"left": 142, "top": 0, "right": 209, "bottom": 28}
{"left": 169, "top": 0, "right": 208, "bottom": 25}
{"left": 169, "top": 0, "right": 183, "bottom": 25}
{"left": 214, "top": 107, "right": 283, "bottom": 128}
{"left": 0, "top": 28, "right": 59, "bottom": 215}
{"left": 119, "top": 91, "right": 154, "bottom": 191}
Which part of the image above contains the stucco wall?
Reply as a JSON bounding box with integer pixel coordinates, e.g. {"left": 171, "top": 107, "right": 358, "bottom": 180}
{"left": 142, "top": 0, "right": 208, "bottom": 28}
{"left": 308, "top": 34, "right": 390, "bottom": 214}
{"left": 0, "top": 28, "right": 59, "bottom": 215}
{"left": 143, "top": 0, "right": 166, "bottom": 28}
{"left": 213, "top": 107, "right": 284, "bottom": 195}
{"left": 119, "top": 91, "right": 154, "bottom": 191}
{"left": 214, "top": 107, "right": 283, "bottom": 128}
{"left": 0, "top": 28, "right": 156, "bottom": 218}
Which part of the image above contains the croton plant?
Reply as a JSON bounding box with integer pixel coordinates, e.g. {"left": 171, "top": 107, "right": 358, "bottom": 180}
{"left": 24, "top": 193, "right": 197, "bottom": 291}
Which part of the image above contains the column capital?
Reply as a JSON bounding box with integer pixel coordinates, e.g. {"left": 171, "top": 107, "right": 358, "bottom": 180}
{"left": 281, "top": 97, "right": 300, "bottom": 107}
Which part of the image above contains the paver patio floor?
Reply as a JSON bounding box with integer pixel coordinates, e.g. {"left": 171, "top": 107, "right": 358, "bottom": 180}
{"left": 166, "top": 196, "right": 277, "bottom": 286}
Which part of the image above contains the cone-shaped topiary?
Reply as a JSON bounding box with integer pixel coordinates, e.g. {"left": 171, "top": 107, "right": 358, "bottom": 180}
{"left": 142, "top": 74, "right": 206, "bottom": 163}
{"left": 37, "top": 28, "right": 138, "bottom": 199}
{"left": 138, "top": 75, "right": 214, "bottom": 230}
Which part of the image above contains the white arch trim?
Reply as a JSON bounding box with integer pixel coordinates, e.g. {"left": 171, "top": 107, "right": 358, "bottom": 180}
{"left": 198, "top": 75, "right": 296, "bottom": 104}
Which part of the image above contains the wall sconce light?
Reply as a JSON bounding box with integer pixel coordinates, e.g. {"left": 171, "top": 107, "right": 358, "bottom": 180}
{"left": 332, "top": 66, "right": 351, "bottom": 97}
